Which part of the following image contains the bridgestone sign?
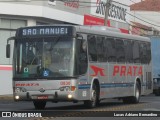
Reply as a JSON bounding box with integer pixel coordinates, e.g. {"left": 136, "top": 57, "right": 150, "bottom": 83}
{"left": 91, "top": 0, "right": 130, "bottom": 23}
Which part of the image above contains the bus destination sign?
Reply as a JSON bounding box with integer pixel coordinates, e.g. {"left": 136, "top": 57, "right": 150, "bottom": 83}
{"left": 17, "top": 26, "right": 73, "bottom": 37}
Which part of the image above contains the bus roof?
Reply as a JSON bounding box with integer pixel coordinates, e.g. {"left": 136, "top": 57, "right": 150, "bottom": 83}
{"left": 75, "top": 25, "right": 150, "bottom": 42}
{"left": 16, "top": 24, "right": 150, "bottom": 42}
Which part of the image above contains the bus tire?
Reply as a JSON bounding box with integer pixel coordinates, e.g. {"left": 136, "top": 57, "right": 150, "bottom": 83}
{"left": 123, "top": 81, "right": 140, "bottom": 104}
{"left": 33, "top": 101, "right": 46, "bottom": 109}
{"left": 132, "top": 81, "right": 141, "bottom": 103}
{"left": 84, "top": 83, "right": 99, "bottom": 108}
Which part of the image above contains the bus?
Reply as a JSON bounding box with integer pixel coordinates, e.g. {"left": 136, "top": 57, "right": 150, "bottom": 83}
{"left": 6, "top": 25, "right": 152, "bottom": 109}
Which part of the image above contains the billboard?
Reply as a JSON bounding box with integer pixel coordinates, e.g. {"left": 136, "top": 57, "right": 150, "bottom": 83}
{"left": 90, "top": 0, "right": 130, "bottom": 23}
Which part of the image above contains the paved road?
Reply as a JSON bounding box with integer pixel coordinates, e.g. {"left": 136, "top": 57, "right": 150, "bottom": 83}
{"left": 0, "top": 94, "right": 160, "bottom": 120}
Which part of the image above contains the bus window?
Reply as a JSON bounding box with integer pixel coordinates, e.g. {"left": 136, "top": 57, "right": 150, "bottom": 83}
{"left": 106, "top": 37, "right": 116, "bottom": 62}
{"left": 76, "top": 39, "right": 88, "bottom": 75}
{"left": 103, "top": 38, "right": 108, "bottom": 62}
{"left": 133, "top": 41, "right": 140, "bottom": 63}
{"left": 124, "top": 40, "right": 133, "bottom": 63}
{"left": 88, "top": 35, "right": 97, "bottom": 61}
{"left": 146, "top": 42, "right": 151, "bottom": 64}
{"left": 97, "top": 36, "right": 105, "bottom": 62}
{"left": 140, "top": 42, "right": 147, "bottom": 64}
{"left": 115, "top": 39, "right": 125, "bottom": 63}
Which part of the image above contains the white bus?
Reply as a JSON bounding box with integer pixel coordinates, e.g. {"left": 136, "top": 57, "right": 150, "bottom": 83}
{"left": 6, "top": 25, "right": 152, "bottom": 109}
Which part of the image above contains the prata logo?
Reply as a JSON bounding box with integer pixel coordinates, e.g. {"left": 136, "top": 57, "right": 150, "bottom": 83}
{"left": 90, "top": 65, "right": 105, "bottom": 76}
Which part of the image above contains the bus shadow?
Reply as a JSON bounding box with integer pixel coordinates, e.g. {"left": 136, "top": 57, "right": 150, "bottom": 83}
{"left": 26, "top": 101, "right": 148, "bottom": 111}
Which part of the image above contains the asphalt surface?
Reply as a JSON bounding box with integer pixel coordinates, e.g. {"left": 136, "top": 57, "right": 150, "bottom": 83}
{"left": 0, "top": 94, "right": 160, "bottom": 120}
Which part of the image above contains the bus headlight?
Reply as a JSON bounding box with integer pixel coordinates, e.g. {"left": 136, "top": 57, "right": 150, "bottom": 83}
{"left": 15, "top": 87, "right": 26, "bottom": 93}
{"left": 68, "top": 94, "right": 72, "bottom": 99}
{"left": 59, "top": 86, "right": 70, "bottom": 91}
{"left": 15, "top": 96, "right": 20, "bottom": 100}
{"left": 15, "top": 88, "right": 21, "bottom": 93}
{"left": 59, "top": 86, "right": 76, "bottom": 91}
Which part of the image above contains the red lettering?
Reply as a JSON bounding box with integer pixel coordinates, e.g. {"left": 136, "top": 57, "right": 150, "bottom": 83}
{"left": 15, "top": 83, "right": 39, "bottom": 86}
{"left": 64, "top": 2, "right": 79, "bottom": 8}
{"left": 90, "top": 65, "right": 105, "bottom": 76}
{"left": 21, "top": 84, "right": 25, "bottom": 86}
{"left": 127, "top": 66, "right": 132, "bottom": 76}
{"left": 15, "top": 84, "right": 20, "bottom": 86}
{"left": 120, "top": 66, "right": 126, "bottom": 76}
{"left": 112, "top": 65, "right": 143, "bottom": 77}
{"left": 60, "top": 81, "right": 71, "bottom": 86}
{"left": 138, "top": 66, "right": 143, "bottom": 76}
{"left": 133, "top": 66, "right": 138, "bottom": 76}
{"left": 113, "top": 66, "right": 119, "bottom": 76}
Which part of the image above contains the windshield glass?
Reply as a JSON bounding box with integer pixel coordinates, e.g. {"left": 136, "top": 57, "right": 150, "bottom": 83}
{"left": 14, "top": 37, "right": 75, "bottom": 79}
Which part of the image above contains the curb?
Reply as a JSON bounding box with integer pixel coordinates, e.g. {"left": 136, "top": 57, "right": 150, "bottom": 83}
{"left": 0, "top": 95, "right": 13, "bottom": 100}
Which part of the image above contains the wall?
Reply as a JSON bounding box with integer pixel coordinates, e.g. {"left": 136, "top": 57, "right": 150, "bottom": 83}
{"left": 130, "top": 11, "right": 160, "bottom": 31}
{"left": 0, "top": 18, "right": 26, "bottom": 95}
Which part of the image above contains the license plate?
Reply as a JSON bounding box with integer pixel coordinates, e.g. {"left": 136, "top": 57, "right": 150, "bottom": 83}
{"left": 37, "top": 96, "right": 48, "bottom": 99}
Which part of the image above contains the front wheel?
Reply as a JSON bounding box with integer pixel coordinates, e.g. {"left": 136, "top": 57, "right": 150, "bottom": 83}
{"left": 84, "top": 83, "right": 99, "bottom": 108}
{"left": 33, "top": 101, "right": 46, "bottom": 110}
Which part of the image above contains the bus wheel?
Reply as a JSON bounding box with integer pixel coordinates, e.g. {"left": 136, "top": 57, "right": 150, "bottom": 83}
{"left": 33, "top": 101, "right": 46, "bottom": 109}
{"left": 132, "top": 82, "right": 141, "bottom": 103}
{"left": 123, "top": 82, "right": 140, "bottom": 104}
{"left": 84, "top": 83, "right": 98, "bottom": 108}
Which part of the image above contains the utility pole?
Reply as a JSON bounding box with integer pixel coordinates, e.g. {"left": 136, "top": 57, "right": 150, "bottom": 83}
{"left": 104, "top": 0, "right": 112, "bottom": 26}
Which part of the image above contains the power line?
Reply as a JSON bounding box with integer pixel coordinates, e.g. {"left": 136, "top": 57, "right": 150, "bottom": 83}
{"left": 129, "top": 0, "right": 138, "bottom": 4}
{"left": 126, "top": 11, "right": 160, "bottom": 28}
{"left": 1, "top": 0, "right": 159, "bottom": 29}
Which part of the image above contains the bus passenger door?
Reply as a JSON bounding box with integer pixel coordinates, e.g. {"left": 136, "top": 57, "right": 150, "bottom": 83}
{"left": 76, "top": 34, "right": 89, "bottom": 100}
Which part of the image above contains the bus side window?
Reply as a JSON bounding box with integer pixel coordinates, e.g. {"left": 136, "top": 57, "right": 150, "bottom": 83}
{"left": 106, "top": 38, "right": 116, "bottom": 62}
{"left": 76, "top": 39, "right": 88, "bottom": 75}
{"left": 103, "top": 38, "right": 108, "bottom": 62}
{"left": 87, "top": 35, "right": 97, "bottom": 61}
{"left": 115, "top": 39, "right": 125, "bottom": 63}
{"left": 124, "top": 40, "right": 133, "bottom": 63}
{"left": 97, "top": 36, "right": 104, "bottom": 62}
{"left": 146, "top": 42, "right": 151, "bottom": 64}
{"left": 133, "top": 41, "right": 140, "bottom": 63}
{"left": 140, "top": 42, "right": 147, "bottom": 64}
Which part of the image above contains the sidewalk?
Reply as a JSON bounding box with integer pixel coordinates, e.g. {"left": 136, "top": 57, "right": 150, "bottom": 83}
{"left": 0, "top": 94, "right": 13, "bottom": 100}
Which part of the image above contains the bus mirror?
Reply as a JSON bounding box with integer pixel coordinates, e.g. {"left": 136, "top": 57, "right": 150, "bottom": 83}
{"left": 6, "top": 44, "right": 10, "bottom": 58}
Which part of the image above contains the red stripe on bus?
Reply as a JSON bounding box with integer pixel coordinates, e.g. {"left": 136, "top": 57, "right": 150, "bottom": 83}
{"left": 0, "top": 66, "right": 12, "bottom": 71}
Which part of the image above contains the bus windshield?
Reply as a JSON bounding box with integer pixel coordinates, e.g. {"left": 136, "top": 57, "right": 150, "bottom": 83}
{"left": 14, "top": 37, "right": 75, "bottom": 79}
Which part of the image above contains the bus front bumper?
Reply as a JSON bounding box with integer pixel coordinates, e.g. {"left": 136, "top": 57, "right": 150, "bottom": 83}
{"left": 14, "top": 90, "right": 77, "bottom": 101}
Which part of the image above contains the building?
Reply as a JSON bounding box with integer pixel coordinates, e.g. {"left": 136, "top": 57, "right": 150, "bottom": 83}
{"left": 130, "top": 0, "right": 160, "bottom": 35}
{"left": 131, "top": 21, "right": 152, "bottom": 36}
{"left": 0, "top": 0, "right": 130, "bottom": 95}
